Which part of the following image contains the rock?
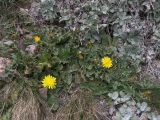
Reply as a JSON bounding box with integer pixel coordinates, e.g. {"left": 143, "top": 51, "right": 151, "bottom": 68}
{"left": 1, "top": 39, "right": 14, "bottom": 46}
{"left": 109, "top": 106, "right": 115, "bottom": 115}
{"left": 39, "top": 88, "right": 47, "bottom": 100}
{"left": 29, "top": 2, "right": 40, "bottom": 18}
{"left": 25, "top": 45, "right": 36, "bottom": 55}
{"left": 20, "top": 8, "right": 29, "bottom": 16}
{"left": 3, "top": 40, "right": 14, "bottom": 46}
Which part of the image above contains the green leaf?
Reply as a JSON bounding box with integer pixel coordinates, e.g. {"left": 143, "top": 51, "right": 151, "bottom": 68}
{"left": 66, "top": 74, "right": 72, "bottom": 85}
{"left": 1, "top": 111, "right": 11, "bottom": 120}
{"left": 47, "top": 95, "right": 59, "bottom": 111}
{"left": 81, "top": 81, "right": 108, "bottom": 96}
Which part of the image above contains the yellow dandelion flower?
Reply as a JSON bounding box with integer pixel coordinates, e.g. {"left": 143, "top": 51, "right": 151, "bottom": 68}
{"left": 101, "top": 56, "right": 113, "bottom": 68}
{"left": 33, "top": 35, "right": 41, "bottom": 43}
{"left": 42, "top": 75, "right": 57, "bottom": 89}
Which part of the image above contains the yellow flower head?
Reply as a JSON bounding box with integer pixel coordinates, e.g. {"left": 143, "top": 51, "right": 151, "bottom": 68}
{"left": 33, "top": 35, "right": 41, "bottom": 43}
{"left": 101, "top": 56, "right": 113, "bottom": 68}
{"left": 42, "top": 75, "right": 57, "bottom": 89}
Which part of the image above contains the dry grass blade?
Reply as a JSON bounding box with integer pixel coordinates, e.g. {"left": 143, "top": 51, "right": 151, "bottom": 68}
{"left": 54, "top": 89, "right": 111, "bottom": 120}
{"left": 0, "top": 82, "right": 14, "bottom": 117}
{"left": 92, "top": 100, "right": 111, "bottom": 120}
{"left": 54, "top": 89, "right": 93, "bottom": 120}
{"left": 11, "top": 88, "right": 53, "bottom": 120}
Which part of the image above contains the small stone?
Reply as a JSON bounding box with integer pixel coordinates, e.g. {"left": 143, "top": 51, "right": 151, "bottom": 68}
{"left": 39, "top": 88, "right": 47, "bottom": 100}
{"left": 109, "top": 106, "right": 115, "bottom": 115}
{"left": 3, "top": 40, "right": 14, "bottom": 46}
{"left": 25, "top": 45, "right": 36, "bottom": 55}
{"left": 20, "top": 8, "right": 29, "bottom": 15}
{"left": 29, "top": 2, "right": 40, "bottom": 18}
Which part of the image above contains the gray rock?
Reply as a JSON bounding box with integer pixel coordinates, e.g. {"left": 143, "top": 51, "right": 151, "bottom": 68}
{"left": 25, "top": 45, "right": 36, "bottom": 55}
{"left": 3, "top": 40, "right": 14, "bottom": 46}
